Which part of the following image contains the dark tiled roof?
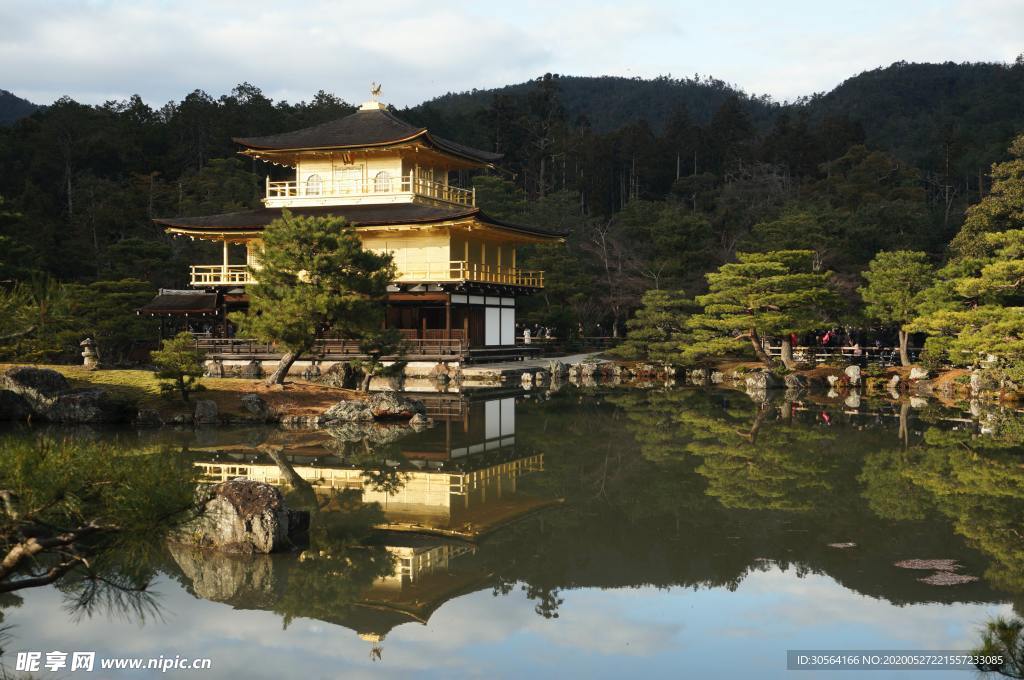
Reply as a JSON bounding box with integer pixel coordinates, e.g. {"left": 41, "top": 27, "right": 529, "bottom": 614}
{"left": 233, "top": 108, "right": 502, "bottom": 164}
{"left": 155, "top": 204, "right": 475, "bottom": 230}
{"left": 154, "top": 204, "right": 565, "bottom": 239}
{"left": 138, "top": 290, "right": 218, "bottom": 315}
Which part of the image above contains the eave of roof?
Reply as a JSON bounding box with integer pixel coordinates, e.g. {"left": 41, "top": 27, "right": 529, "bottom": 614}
{"left": 153, "top": 205, "right": 565, "bottom": 241}
{"left": 137, "top": 290, "right": 218, "bottom": 316}
{"left": 232, "top": 108, "right": 502, "bottom": 165}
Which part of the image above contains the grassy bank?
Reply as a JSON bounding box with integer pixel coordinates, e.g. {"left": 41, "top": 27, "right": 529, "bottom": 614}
{"left": 0, "top": 364, "right": 355, "bottom": 419}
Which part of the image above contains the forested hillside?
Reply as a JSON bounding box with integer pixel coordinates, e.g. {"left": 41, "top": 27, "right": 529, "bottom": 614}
{"left": 1, "top": 59, "right": 1023, "bottom": 361}
{"left": 409, "top": 74, "right": 776, "bottom": 134}
{"left": 0, "top": 90, "right": 39, "bottom": 125}
{"left": 805, "top": 60, "right": 1024, "bottom": 179}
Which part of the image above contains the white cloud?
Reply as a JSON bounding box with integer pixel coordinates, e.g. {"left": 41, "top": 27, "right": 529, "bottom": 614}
{"left": 0, "top": 2, "right": 1019, "bottom": 106}
{"left": 2, "top": 564, "right": 1014, "bottom": 679}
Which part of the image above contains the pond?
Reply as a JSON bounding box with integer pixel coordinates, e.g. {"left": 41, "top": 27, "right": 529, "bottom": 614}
{"left": 1, "top": 386, "right": 1021, "bottom": 679}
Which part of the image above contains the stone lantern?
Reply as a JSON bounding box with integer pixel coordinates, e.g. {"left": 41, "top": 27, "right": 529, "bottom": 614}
{"left": 80, "top": 337, "right": 99, "bottom": 370}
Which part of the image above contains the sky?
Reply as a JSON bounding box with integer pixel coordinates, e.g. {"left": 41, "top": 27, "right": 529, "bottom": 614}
{"left": 0, "top": 0, "right": 1022, "bottom": 108}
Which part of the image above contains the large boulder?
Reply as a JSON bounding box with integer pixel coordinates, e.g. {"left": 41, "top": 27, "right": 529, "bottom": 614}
{"left": 367, "top": 392, "right": 424, "bottom": 418}
{"left": 45, "top": 388, "right": 130, "bottom": 424}
{"left": 174, "top": 480, "right": 308, "bottom": 554}
{"left": 0, "top": 366, "right": 70, "bottom": 411}
{"left": 240, "top": 394, "right": 270, "bottom": 420}
{"left": 844, "top": 365, "right": 861, "bottom": 386}
{"left": 321, "top": 399, "right": 375, "bottom": 422}
{"left": 0, "top": 367, "right": 133, "bottom": 424}
{"left": 315, "top": 362, "right": 360, "bottom": 389}
{"left": 319, "top": 392, "right": 425, "bottom": 424}
{"left": 0, "top": 390, "right": 31, "bottom": 421}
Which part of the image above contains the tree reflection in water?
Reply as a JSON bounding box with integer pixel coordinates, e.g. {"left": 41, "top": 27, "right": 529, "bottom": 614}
{"left": 0, "top": 434, "right": 195, "bottom": 602}
{"left": 975, "top": 617, "right": 1024, "bottom": 678}
{"left": 3, "top": 387, "right": 1024, "bottom": 659}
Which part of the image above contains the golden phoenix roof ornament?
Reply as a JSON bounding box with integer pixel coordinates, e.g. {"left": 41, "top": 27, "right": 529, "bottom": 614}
{"left": 370, "top": 82, "right": 382, "bottom": 102}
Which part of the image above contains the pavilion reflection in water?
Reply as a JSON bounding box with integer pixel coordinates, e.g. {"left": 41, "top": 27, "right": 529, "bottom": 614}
{"left": 191, "top": 393, "right": 552, "bottom": 538}
{"left": 173, "top": 392, "right": 557, "bottom": 643}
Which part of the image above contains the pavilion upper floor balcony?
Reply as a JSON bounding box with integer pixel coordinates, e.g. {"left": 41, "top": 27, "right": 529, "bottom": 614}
{"left": 188, "top": 260, "right": 543, "bottom": 289}
{"left": 397, "top": 261, "right": 544, "bottom": 288}
{"left": 263, "top": 175, "right": 475, "bottom": 208}
{"left": 190, "top": 264, "right": 257, "bottom": 287}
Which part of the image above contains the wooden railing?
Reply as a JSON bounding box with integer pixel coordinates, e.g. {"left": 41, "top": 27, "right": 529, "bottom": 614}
{"left": 190, "top": 261, "right": 542, "bottom": 288}
{"left": 765, "top": 345, "right": 922, "bottom": 367}
{"left": 265, "top": 175, "right": 475, "bottom": 207}
{"left": 398, "top": 260, "right": 544, "bottom": 288}
{"left": 190, "top": 265, "right": 256, "bottom": 286}
{"left": 196, "top": 336, "right": 467, "bottom": 357}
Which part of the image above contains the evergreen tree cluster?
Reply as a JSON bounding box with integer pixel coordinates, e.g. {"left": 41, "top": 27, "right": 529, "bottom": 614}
{"left": 0, "top": 62, "right": 1022, "bottom": 362}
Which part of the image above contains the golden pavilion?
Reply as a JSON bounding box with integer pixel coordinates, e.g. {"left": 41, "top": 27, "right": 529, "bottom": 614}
{"left": 140, "top": 91, "right": 563, "bottom": 363}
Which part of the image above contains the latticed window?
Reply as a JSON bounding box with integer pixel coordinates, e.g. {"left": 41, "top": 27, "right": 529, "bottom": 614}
{"left": 305, "top": 173, "right": 322, "bottom": 195}
{"left": 374, "top": 171, "right": 392, "bottom": 192}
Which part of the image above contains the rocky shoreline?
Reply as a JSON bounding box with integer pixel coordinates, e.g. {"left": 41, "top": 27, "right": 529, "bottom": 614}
{"left": 0, "top": 365, "right": 430, "bottom": 429}
{"left": 1, "top": 357, "right": 1016, "bottom": 429}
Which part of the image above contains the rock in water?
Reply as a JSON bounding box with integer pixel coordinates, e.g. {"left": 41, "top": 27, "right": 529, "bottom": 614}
{"left": 909, "top": 367, "right": 930, "bottom": 380}
{"left": 367, "top": 392, "right": 424, "bottom": 418}
{"left": 547, "top": 360, "right": 568, "bottom": 378}
{"left": 0, "top": 366, "right": 69, "bottom": 411}
{"left": 321, "top": 399, "right": 375, "bottom": 422}
{"left": 844, "top": 365, "right": 861, "bottom": 386}
{"left": 320, "top": 392, "right": 425, "bottom": 424}
{"left": 193, "top": 399, "right": 219, "bottom": 424}
{"left": 688, "top": 368, "right": 711, "bottom": 385}
{"left": 745, "top": 371, "right": 782, "bottom": 391}
{"left": 784, "top": 373, "right": 809, "bottom": 389}
{"left": 918, "top": 571, "right": 978, "bottom": 586}
{"left": 894, "top": 558, "right": 959, "bottom": 571}
{"left": 409, "top": 412, "right": 432, "bottom": 429}
{"left": 175, "top": 480, "right": 308, "bottom": 554}
{"left": 134, "top": 408, "right": 164, "bottom": 428}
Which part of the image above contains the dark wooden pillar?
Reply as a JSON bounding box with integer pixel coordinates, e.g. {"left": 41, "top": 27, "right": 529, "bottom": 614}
{"left": 445, "top": 297, "right": 452, "bottom": 340}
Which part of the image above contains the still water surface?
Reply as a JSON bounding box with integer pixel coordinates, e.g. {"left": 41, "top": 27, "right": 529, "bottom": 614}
{"left": 2, "top": 387, "right": 1021, "bottom": 679}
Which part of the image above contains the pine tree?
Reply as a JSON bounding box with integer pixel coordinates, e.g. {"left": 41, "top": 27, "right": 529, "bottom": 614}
{"left": 858, "top": 251, "right": 934, "bottom": 366}
{"left": 151, "top": 331, "right": 205, "bottom": 402}
{"left": 910, "top": 229, "right": 1024, "bottom": 377}
{"left": 686, "top": 250, "right": 835, "bottom": 368}
{"left": 231, "top": 212, "right": 395, "bottom": 385}
{"left": 611, "top": 289, "right": 695, "bottom": 363}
